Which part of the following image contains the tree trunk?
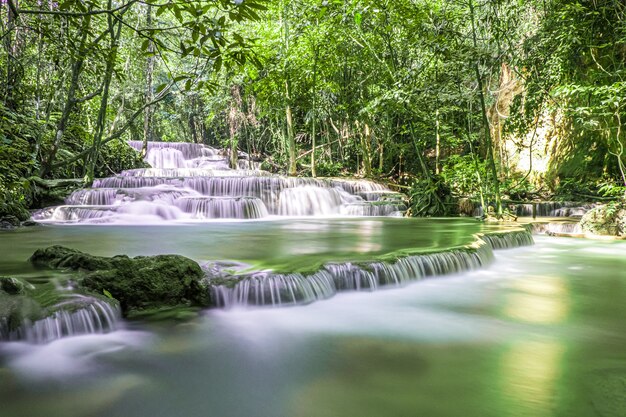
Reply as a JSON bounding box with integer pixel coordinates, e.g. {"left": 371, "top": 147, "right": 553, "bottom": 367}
{"left": 84, "top": 8, "right": 122, "bottom": 185}
{"left": 141, "top": 3, "right": 154, "bottom": 157}
{"left": 3, "top": 0, "right": 19, "bottom": 109}
{"left": 285, "top": 94, "right": 297, "bottom": 176}
{"left": 40, "top": 15, "right": 92, "bottom": 177}
{"left": 361, "top": 122, "right": 372, "bottom": 177}
{"left": 282, "top": 1, "right": 297, "bottom": 176}
{"left": 310, "top": 45, "right": 318, "bottom": 177}
{"left": 469, "top": 0, "right": 502, "bottom": 215}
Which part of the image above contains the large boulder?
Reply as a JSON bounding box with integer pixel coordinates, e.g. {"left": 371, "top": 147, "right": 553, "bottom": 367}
{"left": 29, "top": 177, "right": 84, "bottom": 208}
{"left": 30, "top": 245, "right": 114, "bottom": 270}
{"left": 29, "top": 246, "right": 209, "bottom": 315}
{"left": 580, "top": 202, "right": 626, "bottom": 237}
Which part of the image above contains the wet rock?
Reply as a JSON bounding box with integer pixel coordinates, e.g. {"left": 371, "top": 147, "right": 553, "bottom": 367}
{"left": 29, "top": 177, "right": 84, "bottom": 208}
{"left": 0, "top": 215, "right": 21, "bottom": 230}
{"left": 580, "top": 202, "right": 626, "bottom": 236}
{"left": 0, "top": 293, "right": 44, "bottom": 338}
{"left": 30, "top": 246, "right": 209, "bottom": 315}
{"left": 0, "top": 276, "right": 30, "bottom": 295}
{"left": 21, "top": 220, "right": 39, "bottom": 227}
{"left": 0, "top": 287, "right": 121, "bottom": 343}
{"left": 30, "top": 245, "right": 114, "bottom": 271}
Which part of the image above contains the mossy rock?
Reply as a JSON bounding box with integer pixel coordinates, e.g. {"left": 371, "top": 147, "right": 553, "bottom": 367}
{"left": 29, "top": 177, "right": 84, "bottom": 208}
{"left": 0, "top": 215, "right": 21, "bottom": 229}
{"left": 0, "top": 276, "right": 32, "bottom": 295}
{"left": 580, "top": 202, "right": 626, "bottom": 236}
{"left": 30, "top": 245, "right": 114, "bottom": 270}
{"left": 30, "top": 246, "right": 209, "bottom": 315}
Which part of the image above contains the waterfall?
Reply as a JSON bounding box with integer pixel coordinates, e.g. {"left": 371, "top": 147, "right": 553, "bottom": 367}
{"left": 341, "top": 202, "right": 407, "bottom": 217}
{"left": 473, "top": 202, "right": 595, "bottom": 217}
{"left": 211, "top": 271, "right": 337, "bottom": 307}
{"left": 528, "top": 222, "right": 583, "bottom": 235}
{"left": 146, "top": 148, "right": 188, "bottom": 169}
{"left": 0, "top": 295, "right": 121, "bottom": 344}
{"left": 278, "top": 186, "right": 344, "bottom": 216}
{"left": 478, "top": 231, "right": 535, "bottom": 249}
{"left": 175, "top": 196, "right": 269, "bottom": 219}
{"left": 34, "top": 140, "right": 405, "bottom": 223}
{"left": 206, "top": 229, "right": 532, "bottom": 308}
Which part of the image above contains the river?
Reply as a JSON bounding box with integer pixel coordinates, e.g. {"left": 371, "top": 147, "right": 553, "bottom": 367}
{"left": 1, "top": 225, "right": 625, "bottom": 417}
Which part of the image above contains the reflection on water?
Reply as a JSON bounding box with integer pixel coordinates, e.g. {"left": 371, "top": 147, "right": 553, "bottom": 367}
{"left": 0, "top": 218, "right": 490, "bottom": 275}
{"left": 504, "top": 277, "right": 570, "bottom": 324}
{"left": 500, "top": 339, "right": 566, "bottom": 417}
{"left": 1, "top": 233, "right": 626, "bottom": 417}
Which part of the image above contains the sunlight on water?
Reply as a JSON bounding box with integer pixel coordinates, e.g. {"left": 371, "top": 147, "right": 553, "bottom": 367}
{"left": 503, "top": 277, "right": 570, "bottom": 324}
{"left": 499, "top": 339, "right": 566, "bottom": 416}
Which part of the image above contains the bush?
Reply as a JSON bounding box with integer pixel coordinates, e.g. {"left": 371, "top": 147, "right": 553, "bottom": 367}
{"left": 0, "top": 105, "right": 39, "bottom": 219}
{"left": 409, "top": 176, "right": 456, "bottom": 217}
{"left": 440, "top": 154, "right": 486, "bottom": 198}
{"left": 315, "top": 161, "right": 345, "bottom": 177}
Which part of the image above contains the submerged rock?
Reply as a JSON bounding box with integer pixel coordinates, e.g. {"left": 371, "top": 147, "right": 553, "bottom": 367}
{"left": 580, "top": 202, "right": 626, "bottom": 237}
{"left": 30, "top": 246, "right": 209, "bottom": 315}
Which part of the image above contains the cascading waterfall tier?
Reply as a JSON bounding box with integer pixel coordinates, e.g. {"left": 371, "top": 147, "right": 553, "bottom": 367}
{"left": 176, "top": 196, "right": 269, "bottom": 219}
{"left": 33, "top": 141, "right": 406, "bottom": 223}
{"left": 473, "top": 201, "right": 596, "bottom": 217}
{"left": 206, "top": 229, "right": 534, "bottom": 308}
{"left": 0, "top": 294, "right": 121, "bottom": 344}
{"left": 527, "top": 221, "right": 583, "bottom": 236}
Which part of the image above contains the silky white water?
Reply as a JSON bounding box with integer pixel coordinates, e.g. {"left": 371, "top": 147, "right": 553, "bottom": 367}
{"left": 33, "top": 141, "right": 406, "bottom": 223}
{"left": 1, "top": 235, "right": 625, "bottom": 417}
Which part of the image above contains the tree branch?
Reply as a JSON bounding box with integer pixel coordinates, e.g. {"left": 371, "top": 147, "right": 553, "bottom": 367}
{"left": 73, "top": 85, "right": 103, "bottom": 103}
{"left": 296, "top": 139, "right": 340, "bottom": 161}
{"left": 51, "top": 84, "right": 173, "bottom": 169}
{"left": 15, "top": 0, "right": 140, "bottom": 18}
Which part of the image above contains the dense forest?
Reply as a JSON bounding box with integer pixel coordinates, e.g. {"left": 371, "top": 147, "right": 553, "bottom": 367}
{"left": 1, "top": 0, "right": 625, "bottom": 222}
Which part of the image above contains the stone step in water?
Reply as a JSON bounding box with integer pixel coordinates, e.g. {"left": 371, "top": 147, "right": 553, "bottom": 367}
{"left": 206, "top": 229, "right": 534, "bottom": 308}
{"left": 0, "top": 294, "right": 121, "bottom": 344}
{"left": 472, "top": 201, "right": 596, "bottom": 217}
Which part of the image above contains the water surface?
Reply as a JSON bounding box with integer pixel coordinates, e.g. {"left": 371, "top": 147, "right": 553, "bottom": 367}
{"left": 1, "top": 232, "right": 625, "bottom": 417}
{"left": 0, "top": 217, "right": 507, "bottom": 274}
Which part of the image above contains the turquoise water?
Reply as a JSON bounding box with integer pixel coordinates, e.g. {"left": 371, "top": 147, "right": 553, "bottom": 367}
{"left": 1, "top": 221, "right": 625, "bottom": 417}
{"left": 0, "top": 218, "right": 509, "bottom": 274}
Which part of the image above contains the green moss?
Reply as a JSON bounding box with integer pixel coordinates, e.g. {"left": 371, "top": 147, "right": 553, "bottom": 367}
{"left": 30, "top": 246, "right": 209, "bottom": 316}
{"left": 126, "top": 305, "right": 202, "bottom": 322}
{"left": 580, "top": 202, "right": 626, "bottom": 236}
{"left": 0, "top": 292, "right": 44, "bottom": 332}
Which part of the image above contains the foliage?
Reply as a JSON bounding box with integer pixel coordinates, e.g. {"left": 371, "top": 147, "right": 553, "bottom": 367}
{"left": 409, "top": 177, "right": 456, "bottom": 217}
{"left": 440, "top": 155, "right": 486, "bottom": 198}
{"left": 1, "top": 0, "right": 626, "bottom": 216}
{"left": 0, "top": 104, "right": 40, "bottom": 219}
